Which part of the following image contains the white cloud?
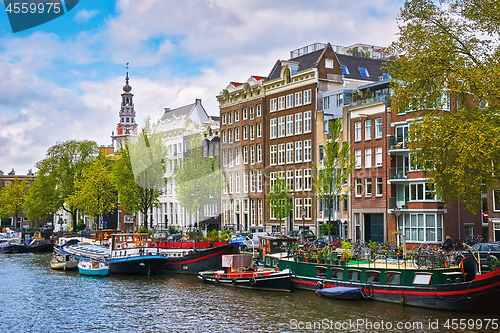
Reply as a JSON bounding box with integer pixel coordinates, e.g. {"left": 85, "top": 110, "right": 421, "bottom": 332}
{"left": 0, "top": 0, "right": 404, "bottom": 174}
{"left": 73, "top": 9, "right": 100, "bottom": 24}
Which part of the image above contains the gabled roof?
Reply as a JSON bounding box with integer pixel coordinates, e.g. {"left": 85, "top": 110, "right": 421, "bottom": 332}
{"left": 161, "top": 103, "right": 194, "bottom": 121}
{"left": 266, "top": 48, "right": 325, "bottom": 81}
{"left": 336, "top": 54, "right": 387, "bottom": 82}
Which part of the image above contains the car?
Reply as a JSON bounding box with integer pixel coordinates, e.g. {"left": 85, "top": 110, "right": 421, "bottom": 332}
{"left": 314, "top": 235, "right": 336, "bottom": 248}
{"left": 167, "top": 234, "right": 182, "bottom": 241}
{"left": 228, "top": 236, "right": 253, "bottom": 251}
{"left": 288, "top": 230, "right": 316, "bottom": 242}
{"left": 460, "top": 243, "right": 500, "bottom": 267}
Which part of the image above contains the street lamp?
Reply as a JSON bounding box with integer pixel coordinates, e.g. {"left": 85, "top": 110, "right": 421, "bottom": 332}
{"left": 301, "top": 207, "right": 306, "bottom": 240}
{"left": 394, "top": 206, "right": 401, "bottom": 247}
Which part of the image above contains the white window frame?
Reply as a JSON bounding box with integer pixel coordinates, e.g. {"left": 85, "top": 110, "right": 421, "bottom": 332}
{"left": 295, "top": 169, "right": 303, "bottom": 191}
{"left": 256, "top": 123, "right": 262, "bottom": 137}
{"left": 376, "top": 177, "right": 383, "bottom": 196}
{"left": 355, "top": 149, "right": 361, "bottom": 168}
{"left": 355, "top": 178, "right": 362, "bottom": 197}
{"left": 375, "top": 118, "right": 383, "bottom": 139}
{"left": 256, "top": 104, "right": 262, "bottom": 117}
{"left": 355, "top": 122, "right": 361, "bottom": 141}
{"left": 304, "top": 89, "right": 312, "bottom": 104}
{"left": 250, "top": 145, "right": 255, "bottom": 165}
{"left": 365, "top": 120, "right": 372, "bottom": 140}
{"left": 243, "top": 126, "right": 248, "bottom": 140}
{"left": 270, "top": 118, "right": 277, "bottom": 139}
{"left": 243, "top": 146, "right": 248, "bottom": 164}
{"left": 278, "top": 96, "right": 285, "bottom": 110}
{"left": 295, "top": 141, "right": 302, "bottom": 163}
{"left": 257, "top": 144, "right": 262, "bottom": 163}
{"left": 286, "top": 94, "right": 294, "bottom": 108}
{"left": 365, "top": 148, "right": 372, "bottom": 168}
{"left": 304, "top": 169, "right": 312, "bottom": 191}
{"left": 270, "top": 98, "right": 277, "bottom": 112}
{"left": 286, "top": 114, "right": 294, "bottom": 136}
{"left": 295, "top": 113, "right": 302, "bottom": 134}
{"left": 304, "top": 140, "right": 312, "bottom": 162}
{"left": 304, "top": 111, "right": 311, "bottom": 133}
{"left": 249, "top": 106, "right": 254, "bottom": 120}
{"left": 375, "top": 147, "right": 382, "bottom": 167}
{"left": 234, "top": 110, "right": 239, "bottom": 122}
{"left": 365, "top": 177, "right": 372, "bottom": 196}
{"left": 278, "top": 144, "right": 285, "bottom": 165}
{"left": 270, "top": 145, "right": 277, "bottom": 165}
{"left": 295, "top": 92, "right": 302, "bottom": 106}
{"left": 286, "top": 142, "right": 294, "bottom": 164}
{"left": 278, "top": 116, "right": 285, "bottom": 137}
{"left": 243, "top": 108, "right": 248, "bottom": 120}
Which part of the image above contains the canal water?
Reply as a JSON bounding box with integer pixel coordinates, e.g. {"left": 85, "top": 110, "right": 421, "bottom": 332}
{"left": 0, "top": 253, "right": 497, "bottom": 333}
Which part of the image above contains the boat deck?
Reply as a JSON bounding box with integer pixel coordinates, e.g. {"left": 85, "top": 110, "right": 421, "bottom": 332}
{"left": 267, "top": 252, "right": 456, "bottom": 271}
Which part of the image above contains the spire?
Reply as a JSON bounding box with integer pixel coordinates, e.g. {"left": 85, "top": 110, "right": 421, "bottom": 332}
{"left": 123, "top": 62, "right": 132, "bottom": 93}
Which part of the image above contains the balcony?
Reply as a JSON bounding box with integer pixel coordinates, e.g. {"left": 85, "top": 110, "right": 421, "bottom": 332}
{"left": 388, "top": 136, "right": 408, "bottom": 151}
{"left": 350, "top": 94, "right": 390, "bottom": 108}
{"left": 389, "top": 197, "right": 409, "bottom": 209}
{"left": 389, "top": 166, "right": 409, "bottom": 180}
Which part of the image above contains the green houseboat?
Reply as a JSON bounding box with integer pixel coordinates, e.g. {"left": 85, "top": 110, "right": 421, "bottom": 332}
{"left": 258, "top": 235, "right": 500, "bottom": 314}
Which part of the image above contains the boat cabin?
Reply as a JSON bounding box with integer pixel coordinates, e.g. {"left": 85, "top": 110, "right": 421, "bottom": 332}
{"left": 259, "top": 235, "right": 296, "bottom": 259}
{"left": 112, "top": 233, "right": 149, "bottom": 250}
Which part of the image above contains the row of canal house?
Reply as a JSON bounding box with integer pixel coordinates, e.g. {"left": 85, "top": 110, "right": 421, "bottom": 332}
{"left": 218, "top": 41, "right": 488, "bottom": 246}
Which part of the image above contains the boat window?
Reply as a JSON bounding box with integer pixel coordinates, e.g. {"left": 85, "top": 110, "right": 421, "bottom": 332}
{"left": 386, "top": 272, "right": 401, "bottom": 285}
{"left": 331, "top": 268, "right": 343, "bottom": 280}
{"left": 266, "top": 258, "right": 271, "bottom": 266}
{"left": 316, "top": 267, "right": 327, "bottom": 278}
{"left": 348, "top": 270, "right": 361, "bottom": 282}
{"left": 413, "top": 273, "right": 432, "bottom": 285}
{"left": 273, "top": 259, "right": 278, "bottom": 268}
{"left": 366, "top": 271, "right": 380, "bottom": 284}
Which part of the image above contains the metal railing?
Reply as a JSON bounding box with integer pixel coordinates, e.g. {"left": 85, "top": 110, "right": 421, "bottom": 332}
{"left": 388, "top": 136, "right": 408, "bottom": 150}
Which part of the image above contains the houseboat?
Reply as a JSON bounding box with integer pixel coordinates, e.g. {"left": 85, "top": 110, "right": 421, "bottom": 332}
{"left": 259, "top": 236, "right": 500, "bottom": 314}
{"left": 198, "top": 254, "right": 292, "bottom": 291}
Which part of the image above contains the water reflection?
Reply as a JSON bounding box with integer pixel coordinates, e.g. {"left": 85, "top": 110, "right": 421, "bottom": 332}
{"left": 0, "top": 254, "right": 496, "bottom": 333}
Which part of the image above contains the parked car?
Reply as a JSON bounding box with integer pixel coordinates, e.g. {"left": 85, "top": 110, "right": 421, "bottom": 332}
{"left": 246, "top": 232, "right": 268, "bottom": 249}
{"left": 167, "top": 234, "right": 182, "bottom": 241}
{"left": 228, "top": 236, "right": 253, "bottom": 251}
{"left": 314, "top": 235, "right": 336, "bottom": 248}
{"left": 460, "top": 243, "right": 500, "bottom": 267}
{"left": 288, "top": 230, "right": 316, "bottom": 242}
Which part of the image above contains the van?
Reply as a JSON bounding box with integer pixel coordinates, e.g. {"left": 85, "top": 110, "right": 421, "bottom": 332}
{"left": 246, "top": 232, "right": 269, "bottom": 250}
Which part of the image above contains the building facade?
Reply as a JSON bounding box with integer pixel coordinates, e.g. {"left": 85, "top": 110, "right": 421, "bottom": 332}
{"left": 217, "top": 76, "right": 266, "bottom": 233}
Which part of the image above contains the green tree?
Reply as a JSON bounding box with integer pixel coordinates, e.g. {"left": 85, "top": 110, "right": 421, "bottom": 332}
{"left": 267, "top": 176, "right": 292, "bottom": 234}
{"left": 24, "top": 168, "right": 60, "bottom": 227}
{"left": 174, "top": 134, "right": 223, "bottom": 230}
{"left": 387, "top": 0, "right": 500, "bottom": 213}
{"left": 313, "top": 120, "right": 354, "bottom": 241}
{"left": 113, "top": 122, "right": 167, "bottom": 229}
{"left": 0, "top": 177, "right": 28, "bottom": 229}
{"left": 67, "top": 154, "right": 117, "bottom": 228}
{"left": 35, "top": 140, "right": 99, "bottom": 230}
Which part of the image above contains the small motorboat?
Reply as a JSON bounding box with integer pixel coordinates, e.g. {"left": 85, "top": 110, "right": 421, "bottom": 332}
{"left": 51, "top": 249, "right": 78, "bottom": 271}
{"left": 198, "top": 254, "right": 292, "bottom": 291}
{"left": 78, "top": 260, "right": 110, "bottom": 276}
{"left": 316, "top": 286, "right": 364, "bottom": 300}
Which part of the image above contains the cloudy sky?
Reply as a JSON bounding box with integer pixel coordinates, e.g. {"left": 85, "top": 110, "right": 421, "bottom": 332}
{"left": 0, "top": 0, "right": 404, "bottom": 175}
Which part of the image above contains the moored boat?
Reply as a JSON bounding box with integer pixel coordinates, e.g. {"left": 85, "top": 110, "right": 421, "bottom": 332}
{"left": 198, "top": 254, "right": 292, "bottom": 291}
{"left": 60, "top": 233, "right": 168, "bottom": 276}
{"left": 50, "top": 248, "right": 78, "bottom": 271}
{"left": 259, "top": 235, "right": 500, "bottom": 314}
{"left": 78, "top": 259, "right": 110, "bottom": 276}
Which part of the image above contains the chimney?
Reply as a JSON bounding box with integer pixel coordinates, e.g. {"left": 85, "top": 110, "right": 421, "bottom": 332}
{"left": 195, "top": 98, "right": 201, "bottom": 105}
{"left": 164, "top": 107, "right": 170, "bottom": 113}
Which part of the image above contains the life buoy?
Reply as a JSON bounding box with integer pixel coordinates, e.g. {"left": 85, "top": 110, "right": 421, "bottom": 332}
{"left": 249, "top": 277, "right": 256, "bottom": 286}
{"left": 317, "top": 280, "right": 324, "bottom": 289}
{"left": 232, "top": 279, "right": 237, "bottom": 286}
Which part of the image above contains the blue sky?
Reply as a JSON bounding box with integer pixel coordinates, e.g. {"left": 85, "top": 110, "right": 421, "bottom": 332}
{"left": 0, "top": 0, "right": 404, "bottom": 174}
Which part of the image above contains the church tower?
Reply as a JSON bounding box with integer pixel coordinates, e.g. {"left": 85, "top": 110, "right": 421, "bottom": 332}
{"left": 113, "top": 63, "right": 138, "bottom": 153}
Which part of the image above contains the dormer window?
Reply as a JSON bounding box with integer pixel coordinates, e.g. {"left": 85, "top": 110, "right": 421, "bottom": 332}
{"left": 342, "top": 66, "right": 350, "bottom": 75}
{"left": 325, "top": 59, "right": 334, "bottom": 69}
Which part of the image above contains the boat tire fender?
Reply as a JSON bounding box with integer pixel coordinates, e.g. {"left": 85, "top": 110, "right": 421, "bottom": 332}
{"left": 215, "top": 277, "right": 220, "bottom": 284}
{"left": 202, "top": 275, "right": 207, "bottom": 282}
{"left": 317, "top": 280, "right": 324, "bottom": 289}
{"left": 232, "top": 279, "right": 237, "bottom": 286}
{"left": 249, "top": 277, "right": 256, "bottom": 286}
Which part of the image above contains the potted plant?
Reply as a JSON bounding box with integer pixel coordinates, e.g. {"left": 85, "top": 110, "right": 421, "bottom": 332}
{"left": 340, "top": 240, "right": 353, "bottom": 265}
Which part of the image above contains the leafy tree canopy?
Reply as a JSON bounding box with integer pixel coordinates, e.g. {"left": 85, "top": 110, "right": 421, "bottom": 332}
{"left": 112, "top": 121, "right": 167, "bottom": 229}
{"left": 174, "top": 134, "right": 223, "bottom": 225}
{"left": 387, "top": 0, "right": 500, "bottom": 212}
{"left": 67, "top": 153, "right": 117, "bottom": 223}
{"left": 35, "top": 140, "right": 99, "bottom": 229}
{"left": 267, "top": 176, "right": 292, "bottom": 233}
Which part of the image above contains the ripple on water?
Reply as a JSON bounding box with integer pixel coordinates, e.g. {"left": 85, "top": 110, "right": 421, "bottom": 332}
{"left": 0, "top": 254, "right": 496, "bottom": 333}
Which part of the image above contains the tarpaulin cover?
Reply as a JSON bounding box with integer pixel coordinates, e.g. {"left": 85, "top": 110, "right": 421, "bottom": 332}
{"left": 222, "top": 254, "right": 253, "bottom": 267}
